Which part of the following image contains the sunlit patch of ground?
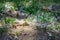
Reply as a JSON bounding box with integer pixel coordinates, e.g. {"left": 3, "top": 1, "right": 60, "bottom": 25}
{"left": 5, "top": 18, "right": 37, "bottom": 40}
{"left": 8, "top": 19, "right": 37, "bottom": 33}
{"left": 0, "top": 17, "right": 60, "bottom": 40}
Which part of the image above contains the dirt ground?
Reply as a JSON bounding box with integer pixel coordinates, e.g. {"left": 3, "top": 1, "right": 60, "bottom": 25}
{"left": 0, "top": 18, "right": 60, "bottom": 40}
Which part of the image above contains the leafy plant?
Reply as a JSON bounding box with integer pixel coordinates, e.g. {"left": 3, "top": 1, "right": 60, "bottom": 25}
{"left": 36, "top": 12, "right": 56, "bottom": 23}
{"left": 1, "top": 16, "right": 15, "bottom": 25}
{"left": 47, "top": 22, "right": 60, "bottom": 31}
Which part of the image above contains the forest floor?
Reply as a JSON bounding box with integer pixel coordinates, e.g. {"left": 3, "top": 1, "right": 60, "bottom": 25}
{"left": 0, "top": 16, "right": 60, "bottom": 40}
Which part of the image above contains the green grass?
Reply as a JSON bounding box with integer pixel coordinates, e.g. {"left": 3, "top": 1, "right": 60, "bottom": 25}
{"left": 1, "top": 16, "right": 15, "bottom": 25}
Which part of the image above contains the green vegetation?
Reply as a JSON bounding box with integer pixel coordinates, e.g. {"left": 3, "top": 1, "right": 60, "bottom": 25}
{"left": 0, "top": 0, "right": 60, "bottom": 28}
{"left": 0, "top": 27, "right": 7, "bottom": 35}
{"left": 0, "top": 0, "right": 60, "bottom": 40}
{"left": 1, "top": 16, "right": 15, "bottom": 25}
{"left": 0, "top": 16, "right": 15, "bottom": 35}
